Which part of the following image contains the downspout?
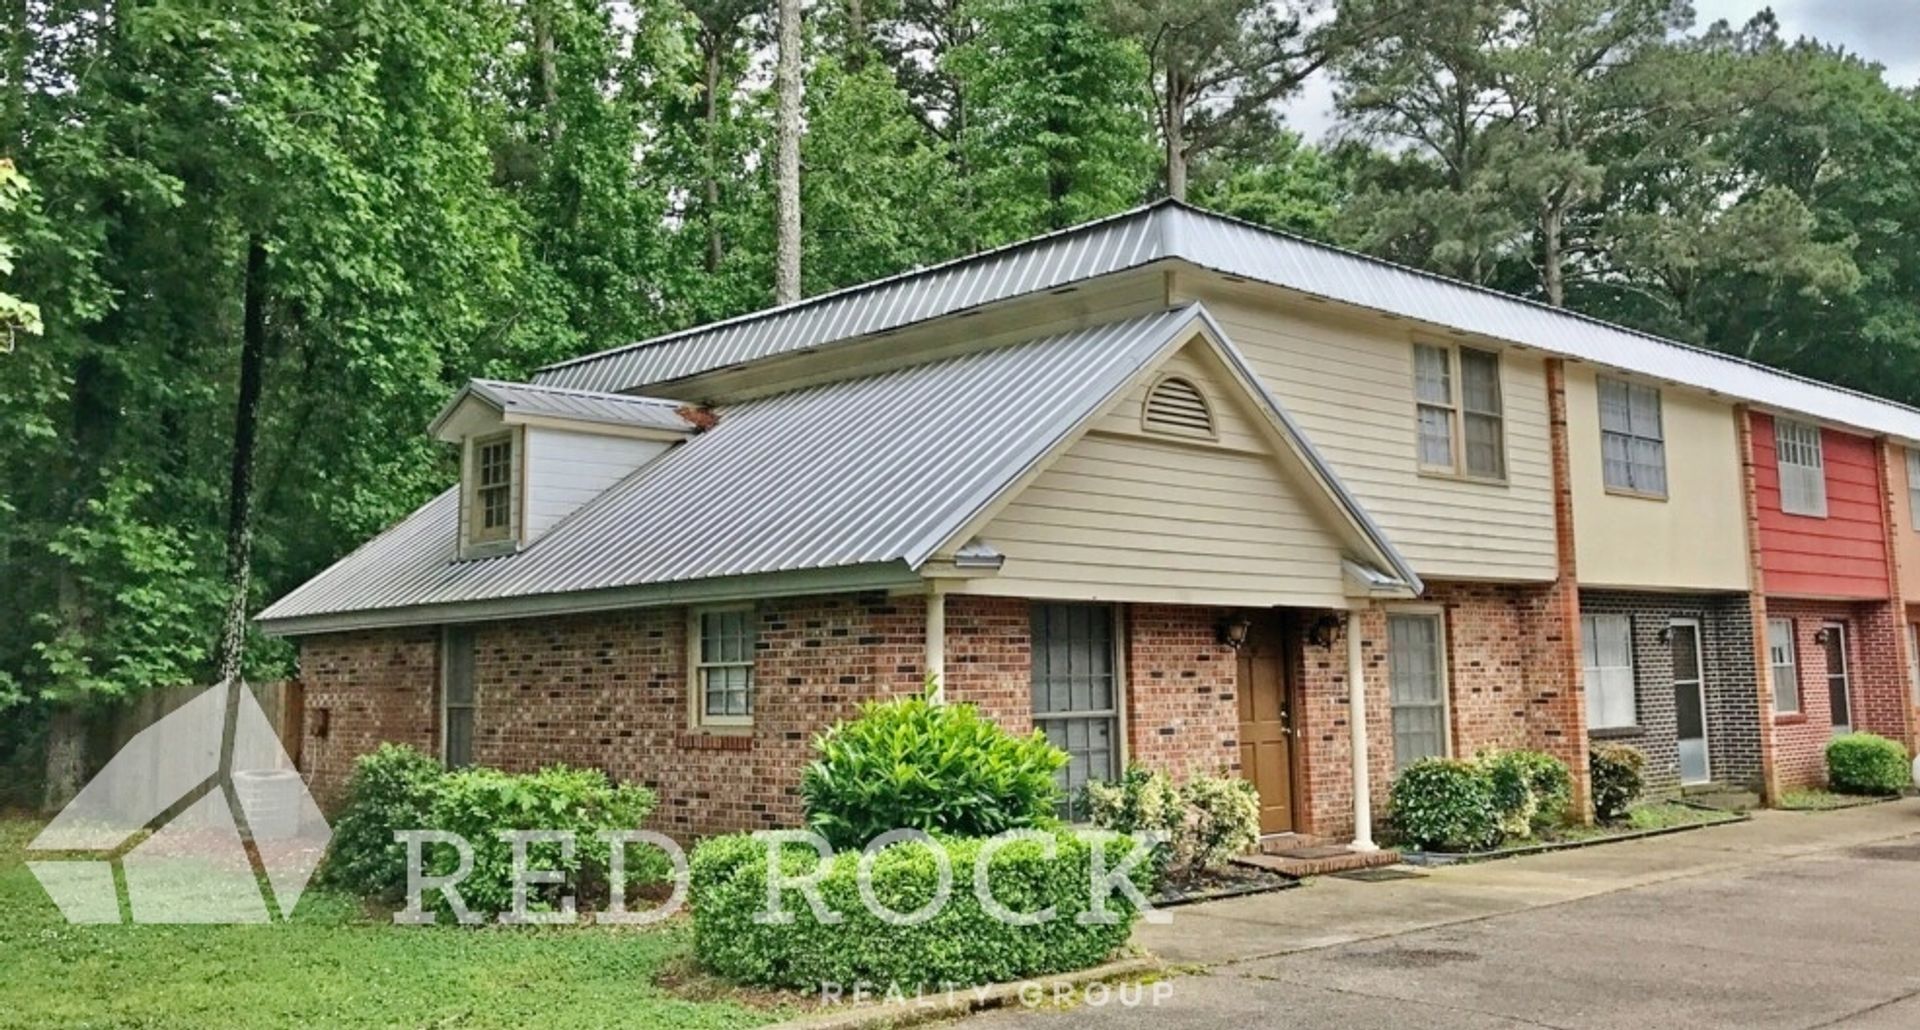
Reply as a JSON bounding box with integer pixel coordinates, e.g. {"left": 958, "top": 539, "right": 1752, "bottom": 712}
{"left": 1348, "top": 608, "right": 1377, "bottom": 853}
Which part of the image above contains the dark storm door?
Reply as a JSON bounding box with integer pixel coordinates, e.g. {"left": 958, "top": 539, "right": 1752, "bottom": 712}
{"left": 1823, "top": 623, "right": 1852, "bottom": 735}
{"left": 1671, "top": 619, "right": 1711, "bottom": 785}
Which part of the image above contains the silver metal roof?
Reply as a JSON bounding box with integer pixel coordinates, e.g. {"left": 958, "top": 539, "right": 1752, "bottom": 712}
{"left": 535, "top": 200, "right": 1920, "bottom": 442}
{"left": 429, "top": 378, "right": 694, "bottom": 436}
{"left": 261, "top": 308, "right": 1237, "bottom": 629}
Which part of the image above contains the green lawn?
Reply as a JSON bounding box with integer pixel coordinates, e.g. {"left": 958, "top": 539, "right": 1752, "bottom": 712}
{"left": 0, "top": 819, "right": 783, "bottom": 1029}
{"left": 1777, "top": 788, "right": 1895, "bottom": 811}
{"left": 1552, "top": 801, "right": 1740, "bottom": 843}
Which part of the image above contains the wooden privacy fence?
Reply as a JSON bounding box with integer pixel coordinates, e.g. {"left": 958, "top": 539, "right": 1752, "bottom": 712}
{"left": 98, "top": 679, "right": 305, "bottom": 778}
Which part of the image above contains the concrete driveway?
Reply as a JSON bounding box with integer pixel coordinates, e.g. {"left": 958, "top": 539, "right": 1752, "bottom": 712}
{"left": 964, "top": 801, "right": 1920, "bottom": 1028}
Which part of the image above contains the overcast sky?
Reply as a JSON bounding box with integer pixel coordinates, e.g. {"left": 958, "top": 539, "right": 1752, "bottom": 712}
{"left": 1287, "top": 0, "right": 1920, "bottom": 140}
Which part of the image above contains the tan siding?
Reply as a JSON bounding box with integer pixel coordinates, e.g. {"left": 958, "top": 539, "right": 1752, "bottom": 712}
{"left": 1565, "top": 366, "right": 1749, "bottom": 591}
{"left": 1891, "top": 445, "right": 1920, "bottom": 602}
{"left": 967, "top": 341, "right": 1350, "bottom": 608}
{"left": 1173, "top": 276, "right": 1558, "bottom": 581}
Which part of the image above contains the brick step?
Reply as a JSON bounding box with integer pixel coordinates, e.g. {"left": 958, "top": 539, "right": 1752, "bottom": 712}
{"left": 1235, "top": 842, "right": 1403, "bottom": 878}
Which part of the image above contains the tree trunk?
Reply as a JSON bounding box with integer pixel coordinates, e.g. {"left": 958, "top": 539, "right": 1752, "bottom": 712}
{"left": 41, "top": 704, "right": 88, "bottom": 812}
{"left": 1541, "top": 199, "right": 1565, "bottom": 308}
{"left": 1164, "top": 69, "right": 1188, "bottom": 202}
{"left": 533, "top": 0, "right": 561, "bottom": 144}
{"left": 702, "top": 43, "right": 724, "bottom": 274}
{"left": 214, "top": 237, "right": 268, "bottom": 686}
{"left": 845, "top": 0, "right": 866, "bottom": 70}
{"left": 773, "top": 0, "right": 803, "bottom": 305}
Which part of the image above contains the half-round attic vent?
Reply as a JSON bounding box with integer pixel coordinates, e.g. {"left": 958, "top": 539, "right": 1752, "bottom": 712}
{"left": 1142, "top": 376, "right": 1215, "bottom": 439}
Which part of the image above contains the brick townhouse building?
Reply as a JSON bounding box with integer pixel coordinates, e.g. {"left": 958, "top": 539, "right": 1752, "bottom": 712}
{"left": 259, "top": 201, "right": 1920, "bottom": 847}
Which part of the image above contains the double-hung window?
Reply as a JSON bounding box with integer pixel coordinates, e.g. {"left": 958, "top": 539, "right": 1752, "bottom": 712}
{"left": 1775, "top": 419, "right": 1827, "bottom": 517}
{"left": 464, "top": 431, "right": 517, "bottom": 552}
{"left": 1599, "top": 378, "right": 1667, "bottom": 497}
{"left": 1387, "top": 613, "right": 1449, "bottom": 771}
{"left": 1767, "top": 617, "right": 1800, "bottom": 714}
{"left": 692, "top": 607, "right": 755, "bottom": 727}
{"left": 442, "top": 626, "right": 477, "bottom": 767}
{"left": 1906, "top": 450, "right": 1920, "bottom": 530}
{"left": 1030, "top": 603, "right": 1119, "bottom": 820}
{"left": 1414, "top": 343, "right": 1504, "bottom": 480}
{"left": 1582, "top": 614, "right": 1636, "bottom": 730}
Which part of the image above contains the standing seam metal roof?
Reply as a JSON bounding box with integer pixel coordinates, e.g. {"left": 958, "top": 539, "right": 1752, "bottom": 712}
{"left": 431, "top": 378, "right": 695, "bottom": 434}
{"left": 533, "top": 201, "right": 1920, "bottom": 442}
{"left": 259, "top": 308, "right": 1240, "bottom": 626}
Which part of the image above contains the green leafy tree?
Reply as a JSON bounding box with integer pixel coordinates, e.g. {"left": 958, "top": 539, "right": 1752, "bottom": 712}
{"left": 950, "top": 0, "right": 1158, "bottom": 245}
{"left": 1188, "top": 130, "right": 1346, "bottom": 238}
{"left": 0, "top": 159, "right": 39, "bottom": 346}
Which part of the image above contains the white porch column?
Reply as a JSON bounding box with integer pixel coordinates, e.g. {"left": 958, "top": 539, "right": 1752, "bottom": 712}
{"left": 1347, "top": 608, "right": 1378, "bottom": 853}
{"left": 925, "top": 586, "right": 946, "bottom": 700}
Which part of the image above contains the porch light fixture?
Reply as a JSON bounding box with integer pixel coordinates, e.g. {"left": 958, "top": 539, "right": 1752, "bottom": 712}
{"left": 1218, "top": 614, "right": 1254, "bottom": 650}
{"left": 1656, "top": 627, "right": 1672, "bottom": 645}
{"left": 1814, "top": 627, "right": 1836, "bottom": 646}
{"left": 1307, "top": 613, "right": 1345, "bottom": 650}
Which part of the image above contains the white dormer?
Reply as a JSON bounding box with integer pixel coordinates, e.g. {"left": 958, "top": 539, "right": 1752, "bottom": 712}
{"left": 429, "top": 379, "right": 697, "bottom": 558}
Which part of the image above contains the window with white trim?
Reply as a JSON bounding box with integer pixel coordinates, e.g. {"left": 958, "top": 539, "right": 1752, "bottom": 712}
{"left": 1413, "top": 343, "right": 1504, "bottom": 479}
{"left": 1908, "top": 623, "right": 1920, "bottom": 705}
{"left": 1582, "top": 614, "right": 1635, "bottom": 730}
{"left": 1031, "top": 603, "right": 1118, "bottom": 821}
{"left": 466, "top": 432, "right": 517, "bottom": 548}
{"left": 1906, "top": 449, "right": 1920, "bottom": 530}
{"left": 1599, "top": 377, "right": 1667, "bottom": 497}
{"left": 1387, "top": 613, "right": 1449, "bottom": 771}
{"left": 442, "top": 626, "right": 476, "bottom": 767}
{"left": 692, "top": 607, "right": 755, "bottom": 726}
{"left": 1767, "top": 617, "right": 1800, "bottom": 714}
{"left": 1774, "top": 419, "right": 1826, "bottom": 517}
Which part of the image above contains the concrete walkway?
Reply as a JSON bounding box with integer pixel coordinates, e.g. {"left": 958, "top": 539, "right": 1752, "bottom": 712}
{"left": 963, "top": 800, "right": 1920, "bottom": 1027}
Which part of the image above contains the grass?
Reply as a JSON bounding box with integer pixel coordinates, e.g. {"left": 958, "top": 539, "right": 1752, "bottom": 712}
{"left": 1777, "top": 788, "right": 1896, "bottom": 811}
{"left": 0, "top": 818, "right": 785, "bottom": 1029}
{"left": 1552, "top": 801, "right": 1740, "bottom": 843}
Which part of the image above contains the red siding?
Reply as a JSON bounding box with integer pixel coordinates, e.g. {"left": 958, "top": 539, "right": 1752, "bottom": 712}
{"left": 1751, "top": 412, "right": 1891, "bottom": 599}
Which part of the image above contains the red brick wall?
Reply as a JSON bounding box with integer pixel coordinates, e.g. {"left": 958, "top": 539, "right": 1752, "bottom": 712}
{"left": 299, "top": 627, "right": 440, "bottom": 808}
{"left": 1294, "top": 608, "right": 1390, "bottom": 840}
{"left": 1124, "top": 605, "right": 1240, "bottom": 778}
{"left": 296, "top": 594, "right": 1251, "bottom": 839}
{"left": 1763, "top": 598, "right": 1908, "bottom": 789}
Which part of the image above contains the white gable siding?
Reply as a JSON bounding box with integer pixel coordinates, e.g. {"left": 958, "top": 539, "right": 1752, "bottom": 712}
{"left": 522, "top": 427, "right": 672, "bottom": 541}
{"left": 1174, "top": 275, "right": 1557, "bottom": 582}
{"left": 966, "top": 341, "right": 1350, "bottom": 608}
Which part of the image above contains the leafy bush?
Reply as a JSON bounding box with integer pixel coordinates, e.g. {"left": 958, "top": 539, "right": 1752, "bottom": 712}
{"left": 319, "top": 744, "right": 446, "bottom": 899}
{"left": 1826, "top": 732, "right": 1910, "bottom": 795}
{"left": 1590, "top": 744, "right": 1646, "bottom": 823}
{"left": 801, "top": 686, "right": 1068, "bottom": 849}
{"left": 692, "top": 831, "right": 1151, "bottom": 990}
{"left": 420, "top": 764, "right": 664, "bottom": 918}
{"left": 1388, "top": 758, "right": 1500, "bottom": 852}
{"left": 1479, "top": 749, "right": 1573, "bottom": 838}
{"left": 319, "top": 747, "right": 665, "bottom": 918}
{"left": 1083, "top": 766, "right": 1259, "bottom": 882}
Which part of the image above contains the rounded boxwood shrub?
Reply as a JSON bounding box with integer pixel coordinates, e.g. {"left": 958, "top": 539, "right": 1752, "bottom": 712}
{"left": 1083, "top": 767, "right": 1260, "bottom": 884}
{"left": 1479, "top": 748, "right": 1573, "bottom": 838}
{"left": 1590, "top": 744, "right": 1646, "bottom": 823}
{"left": 1826, "top": 732, "right": 1910, "bottom": 796}
{"left": 802, "top": 687, "right": 1068, "bottom": 849}
{"left": 319, "top": 744, "right": 446, "bottom": 899}
{"left": 1388, "top": 758, "right": 1500, "bottom": 852}
{"left": 691, "top": 831, "right": 1151, "bottom": 990}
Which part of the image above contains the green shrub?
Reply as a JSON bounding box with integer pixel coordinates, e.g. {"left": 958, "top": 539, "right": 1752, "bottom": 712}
{"left": 1478, "top": 749, "right": 1573, "bottom": 839}
{"left": 1083, "top": 767, "right": 1260, "bottom": 883}
{"left": 1173, "top": 775, "right": 1260, "bottom": 872}
{"left": 319, "top": 744, "right": 446, "bottom": 899}
{"left": 1590, "top": 744, "right": 1646, "bottom": 823}
{"left": 1388, "top": 758, "right": 1500, "bottom": 852}
{"left": 692, "top": 831, "right": 1151, "bottom": 990}
{"left": 801, "top": 686, "right": 1068, "bottom": 849}
{"left": 1826, "top": 733, "right": 1910, "bottom": 795}
{"left": 422, "top": 764, "right": 663, "bottom": 918}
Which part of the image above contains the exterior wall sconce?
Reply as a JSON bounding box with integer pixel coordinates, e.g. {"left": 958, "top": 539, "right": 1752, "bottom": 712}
{"left": 1218, "top": 614, "right": 1254, "bottom": 650}
{"left": 1656, "top": 627, "right": 1671, "bottom": 645}
{"left": 1814, "top": 627, "right": 1836, "bottom": 646}
{"left": 1307, "top": 613, "right": 1346, "bottom": 649}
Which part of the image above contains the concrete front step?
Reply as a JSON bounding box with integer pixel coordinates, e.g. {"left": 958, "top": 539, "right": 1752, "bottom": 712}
{"left": 1681, "top": 783, "right": 1764, "bottom": 811}
{"left": 1236, "top": 842, "right": 1403, "bottom": 878}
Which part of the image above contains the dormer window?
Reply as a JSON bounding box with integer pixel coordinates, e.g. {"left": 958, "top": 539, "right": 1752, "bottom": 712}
{"left": 463, "top": 431, "right": 519, "bottom": 555}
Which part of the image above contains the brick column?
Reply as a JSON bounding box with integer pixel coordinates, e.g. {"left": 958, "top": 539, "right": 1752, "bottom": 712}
{"left": 1874, "top": 438, "right": 1919, "bottom": 754}
{"left": 1735, "top": 405, "right": 1782, "bottom": 803}
{"left": 1543, "top": 359, "right": 1593, "bottom": 820}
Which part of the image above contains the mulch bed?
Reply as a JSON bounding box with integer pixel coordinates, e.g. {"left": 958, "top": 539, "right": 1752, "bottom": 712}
{"left": 1398, "top": 806, "right": 1748, "bottom": 867}
{"left": 1151, "top": 863, "right": 1298, "bottom": 907}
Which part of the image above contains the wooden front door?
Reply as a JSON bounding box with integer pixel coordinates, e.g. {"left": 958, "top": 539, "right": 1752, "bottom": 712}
{"left": 1237, "top": 613, "right": 1296, "bottom": 834}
